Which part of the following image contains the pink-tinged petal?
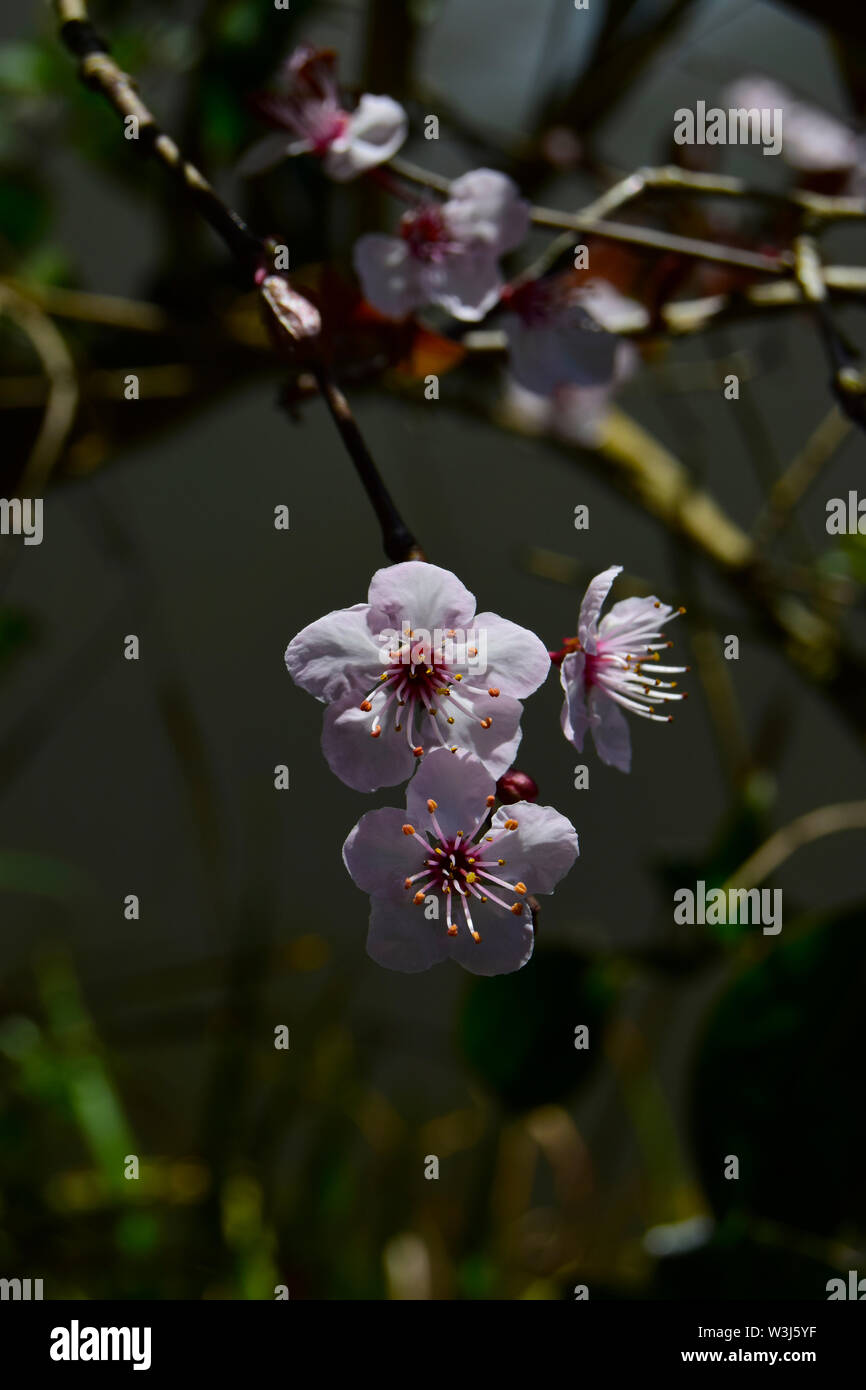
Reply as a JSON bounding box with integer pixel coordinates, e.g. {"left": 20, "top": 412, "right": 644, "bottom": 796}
{"left": 588, "top": 687, "right": 632, "bottom": 773}
{"left": 560, "top": 649, "right": 589, "bottom": 749}
{"left": 445, "top": 168, "right": 530, "bottom": 253}
{"left": 442, "top": 689, "right": 523, "bottom": 780}
{"left": 322, "top": 694, "right": 417, "bottom": 792}
{"left": 599, "top": 594, "right": 675, "bottom": 642}
{"left": 406, "top": 746, "right": 496, "bottom": 840}
{"left": 236, "top": 132, "right": 295, "bottom": 177}
{"left": 343, "top": 807, "right": 425, "bottom": 899}
{"left": 490, "top": 800, "right": 579, "bottom": 894}
{"left": 470, "top": 612, "right": 550, "bottom": 698}
{"left": 325, "top": 94, "right": 408, "bottom": 180}
{"left": 554, "top": 310, "right": 620, "bottom": 385}
{"left": 445, "top": 898, "right": 534, "bottom": 976}
{"left": 421, "top": 248, "right": 503, "bottom": 321}
{"left": 504, "top": 312, "right": 618, "bottom": 396}
{"left": 579, "top": 280, "right": 648, "bottom": 334}
{"left": 366, "top": 560, "right": 476, "bottom": 634}
{"left": 353, "top": 235, "right": 423, "bottom": 319}
{"left": 366, "top": 895, "right": 448, "bottom": 973}
{"left": 577, "top": 565, "right": 621, "bottom": 651}
{"left": 724, "top": 77, "right": 858, "bottom": 173}
{"left": 286, "top": 603, "right": 379, "bottom": 702}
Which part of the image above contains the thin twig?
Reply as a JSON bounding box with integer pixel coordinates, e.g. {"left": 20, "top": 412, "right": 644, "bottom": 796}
{"left": 311, "top": 366, "right": 424, "bottom": 562}
{"left": 0, "top": 283, "right": 79, "bottom": 493}
{"left": 723, "top": 801, "right": 866, "bottom": 892}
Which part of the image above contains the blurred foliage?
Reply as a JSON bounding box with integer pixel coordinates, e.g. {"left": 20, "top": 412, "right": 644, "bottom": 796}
{"left": 690, "top": 906, "right": 866, "bottom": 1240}
{"left": 459, "top": 946, "right": 614, "bottom": 1112}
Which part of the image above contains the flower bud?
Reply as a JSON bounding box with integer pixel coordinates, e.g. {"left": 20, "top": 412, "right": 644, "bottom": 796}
{"left": 496, "top": 770, "right": 539, "bottom": 804}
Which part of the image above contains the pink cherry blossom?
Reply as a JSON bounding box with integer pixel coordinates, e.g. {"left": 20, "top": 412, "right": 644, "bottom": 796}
{"left": 502, "top": 336, "right": 639, "bottom": 448}
{"left": 724, "top": 76, "right": 864, "bottom": 180}
{"left": 285, "top": 561, "right": 550, "bottom": 792}
{"left": 239, "top": 45, "right": 407, "bottom": 181}
{"left": 343, "top": 747, "right": 578, "bottom": 974}
{"left": 555, "top": 565, "right": 688, "bottom": 773}
{"left": 501, "top": 275, "right": 647, "bottom": 397}
{"left": 353, "top": 169, "right": 530, "bottom": 321}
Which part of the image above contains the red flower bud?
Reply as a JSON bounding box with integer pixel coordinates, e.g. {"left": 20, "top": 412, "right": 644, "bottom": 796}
{"left": 495, "top": 770, "right": 539, "bottom": 805}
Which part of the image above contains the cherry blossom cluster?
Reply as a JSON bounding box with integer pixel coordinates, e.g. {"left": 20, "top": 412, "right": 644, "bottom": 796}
{"left": 241, "top": 44, "right": 648, "bottom": 414}
{"left": 286, "top": 561, "right": 687, "bottom": 975}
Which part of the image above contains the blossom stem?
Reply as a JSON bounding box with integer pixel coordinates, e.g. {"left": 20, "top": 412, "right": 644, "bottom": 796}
{"left": 53, "top": 1, "right": 263, "bottom": 270}
{"left": 311, "top": 366, "right": 424, "bottom": 562}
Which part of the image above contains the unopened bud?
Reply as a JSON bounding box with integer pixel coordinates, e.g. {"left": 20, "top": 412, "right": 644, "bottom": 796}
{"left": 260, "top": 274, "right": 321, "bottom": 344}
{"left": 495, "top": 770, "right": 539, "bottom": 805}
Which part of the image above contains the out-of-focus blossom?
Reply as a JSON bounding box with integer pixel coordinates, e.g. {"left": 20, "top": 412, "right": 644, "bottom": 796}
{"left": 239, "top": 45, "right": 407, "bottom": 181}
{"left": 354, "top": 169, "right": 530, "bottom": 321}
{"left": 343, "top": 747, "right": 578, "bottom": 974}
{"left": 285, "top": 561, "right": 550, "bottom": 792}
{"left": 501, "top": 274, "right": 648, "bottom": 396}
{"left": 502, "top": 335, "right": 638, "bottom": 448}
{"left": 724, "top": 76, "right": 865, "bottom": 186}
{"left": 553, "top": 565, "right": 688, "bottom": 773}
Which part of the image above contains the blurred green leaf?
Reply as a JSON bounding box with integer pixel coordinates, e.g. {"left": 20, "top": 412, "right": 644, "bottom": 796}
{"left": 690, "top": 905, "right": 866, "bottom": 1239}
{"left": 458, "top": 946, "right": 614, "bottom": 1112}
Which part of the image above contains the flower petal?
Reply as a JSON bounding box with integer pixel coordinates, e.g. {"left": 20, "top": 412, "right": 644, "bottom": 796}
{"left": 322, "top": 694, "right": 417, "bottom": 791}
{"left": 445, "top": 897, "right": 534, "bottom": 975}
{"left": 366, "top": 561, "right": 476, "bottom": 634}
{"left": 343, "top": 807, "right": 425, "bottom": 899}
{"left": 599, "top": 594, "right": 676, "bottom": 642}
{"left": 406, "top": 746, "right": 496, "bottom": 840}
{"left": 441, "top": 689, "right": 523, "bottom": 780}
{"left": 235, "top": 132, "right": 295, "bottom": 177}
{"left": 470, "top": 611, "right": 550, "bottom": 698}
{"left": 560, "top": 649, "right": 589, "bottom": 750}
{"left": 286, "top": 603, "right": 379, "bottom": 702}
{"left": 366, "top": 895, "right": 448, "bottom": 973}
{"left": 325, "top": 94, "right": 408, "bottom": 180}
{"left": 421, "top": 247, "right": 504, "bottom": 321}
{"left": 490, "top": 800, "right": 579, "bottom": 894}
{"left": 353, "top": 234, "right": 423, "bottom": 319}
{"left": 588, "top": 687, "right": 632, "bottom": 772}
{"left": 504, "top": 311, "right": 618, "bottom": 396}
{"left": 578, "top": 565, "right": 621, "bottom": 651}
{"left": 445, "top": 168, "right": 530, "bottom": 253}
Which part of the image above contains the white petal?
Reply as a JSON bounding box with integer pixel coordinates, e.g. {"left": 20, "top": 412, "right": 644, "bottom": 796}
{"left": 366, "top": 560, "right": 476, "bottom": 634}
{"left": 588, "top": 687, "right": 632, "bottom": 772}
{"left": 421, "top": 247, "right": 504, "bottom": 321}
{"left": 406, "top": 746, "right": 495, "bottom": 840}
{"left": 577, "top": 566, "right": 621, "bottom": 651}
{"left": 366, "top": 896, "right": 448, "bottom": 973}
{"left": 490, "top": 800, "right": 579, "bottom": 894}
{"left": 325, "top": 94, "right": 408, "bottom": 180}
{"left": 353, "top": 234, "right": 423, "bottom": 318}
{"left": 235, "top": 132, "right": 295, "bottom": 177}
{"left": 470, "top": 612, "right": 550, "bottom": 698}
{"left": 285, "top": 603, "right": 379, "bottom": 702}
{"left": 343, "top": 807, "right": 426, "bottom": 899}
{"left": 445, "top": 168, "right": 530, "bottom": 253}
